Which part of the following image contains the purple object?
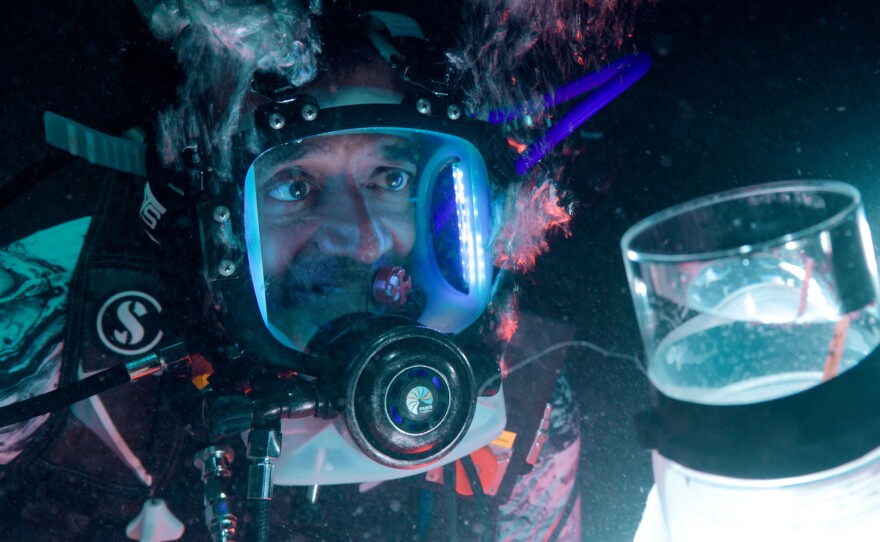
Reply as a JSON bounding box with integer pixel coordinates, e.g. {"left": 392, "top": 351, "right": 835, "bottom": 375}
{"left": 487, "top": 53, "right": 651, "bottom": 176}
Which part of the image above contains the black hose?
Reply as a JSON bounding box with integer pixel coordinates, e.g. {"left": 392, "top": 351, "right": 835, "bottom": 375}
{"left": 0, "top": 152, "right": 78, "bottom": 214}
{"left": 443, "top": 462, "right": 459, "bottom": 542}
{"left": 0, "top": 364, "right": 130, "bottom": 427}
{"left": 249, "top": 499, "right": 271, "bottom": 542}
{"left": 460, "top": 455, "right": 490, "bottom": 542}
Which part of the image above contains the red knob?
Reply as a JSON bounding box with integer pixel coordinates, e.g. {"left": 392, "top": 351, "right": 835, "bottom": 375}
{"left": 373, "top": 266, "right": 412, "bottom": 307}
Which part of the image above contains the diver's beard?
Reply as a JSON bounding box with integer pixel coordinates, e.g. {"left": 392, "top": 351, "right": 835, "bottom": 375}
{"left": 263, "top": 254, "right": 398, "bottom": 349}
{"left": 269, "top": 290, "right": 372, "bottom": 350}
{"left": 266, "top": 254, "right": 395, "bottom": 306}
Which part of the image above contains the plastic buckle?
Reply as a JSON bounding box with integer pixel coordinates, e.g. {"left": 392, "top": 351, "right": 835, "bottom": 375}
{"left": 525, "top": 403, "right": 553, "bottom": 466}
{"left": 425, "top": 430, "right": 517, "bottom": 496}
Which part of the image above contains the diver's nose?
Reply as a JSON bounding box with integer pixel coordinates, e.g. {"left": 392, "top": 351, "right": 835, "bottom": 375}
{"left": 313, "top": 182, "right": 393, "bottom": 263}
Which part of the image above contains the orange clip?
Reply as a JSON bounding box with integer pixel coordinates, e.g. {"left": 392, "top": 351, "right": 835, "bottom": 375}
{"left": 425, "top": 435, "right": 516, "bottom": 497}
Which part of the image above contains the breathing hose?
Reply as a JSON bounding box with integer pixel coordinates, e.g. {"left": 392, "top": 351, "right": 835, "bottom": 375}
{"left": 0, "top": 343, "right": 190, "bottom": 428}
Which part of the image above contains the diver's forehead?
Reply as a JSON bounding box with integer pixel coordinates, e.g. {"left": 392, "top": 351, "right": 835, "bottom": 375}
{"left": 259, "top": 133, "right": 420, "bottom": 167}
{"left": 301, "top": 133, "right": 414, "bottom": 153}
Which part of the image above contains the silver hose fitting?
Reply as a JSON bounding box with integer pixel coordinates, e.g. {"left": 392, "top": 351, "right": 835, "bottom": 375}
{"left": 194, "top": 446, "right": 238, "bottom": 542}
{"left": 246, "top": 428, "right": 281, "bottom": 500}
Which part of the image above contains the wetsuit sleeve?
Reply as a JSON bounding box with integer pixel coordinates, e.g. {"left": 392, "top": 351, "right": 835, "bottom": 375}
{"left": 0, "top": 218, "right": 91, "bottom": 465}
{"left": 495, "top": 370, "right": 582, "bottom": 541}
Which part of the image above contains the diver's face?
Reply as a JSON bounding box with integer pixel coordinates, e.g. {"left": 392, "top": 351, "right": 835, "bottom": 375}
{"left": 256, "top": 133, "right": 418, "bottom": 348}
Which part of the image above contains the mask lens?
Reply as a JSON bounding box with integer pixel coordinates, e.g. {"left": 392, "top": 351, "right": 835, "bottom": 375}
{"left": 243, "top": 128, "right": 493, "bottom": 352}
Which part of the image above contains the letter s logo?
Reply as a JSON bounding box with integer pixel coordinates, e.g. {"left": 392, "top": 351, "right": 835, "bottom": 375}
{"left": 113, "top": 301, "right": 148, "bottom": 345}
{"left": 97, "top": 291, "right": 163, "bottom": 355}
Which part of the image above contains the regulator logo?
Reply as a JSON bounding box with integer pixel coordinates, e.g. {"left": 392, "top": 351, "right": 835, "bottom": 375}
{"left": 405, "top": 385, "right": 434, "bottom": 418}
{"left": 97, "top": 291, "right": 163, "bottom": 355}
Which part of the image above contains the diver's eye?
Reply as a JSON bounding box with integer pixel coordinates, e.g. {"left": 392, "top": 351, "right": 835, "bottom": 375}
{"left": 267, "top": 179, "right": 312, "bottom": 202}
{"left": 376, "top": 169, "right": 412, "bottom": 192}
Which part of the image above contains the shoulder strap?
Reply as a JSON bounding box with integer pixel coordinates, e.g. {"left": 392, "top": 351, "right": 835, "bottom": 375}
{"left": 493, "top": 312, "right": 576, "bottom": 503}
{"left": 44, "top": 168, "right": 196, "bottom": 488}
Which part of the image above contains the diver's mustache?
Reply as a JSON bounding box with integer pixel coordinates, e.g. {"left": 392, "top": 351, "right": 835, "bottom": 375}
{"left": 272, "top": 255, "right": 395, "bottom": 293}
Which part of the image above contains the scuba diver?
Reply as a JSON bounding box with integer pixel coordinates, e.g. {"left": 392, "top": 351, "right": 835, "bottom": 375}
{"left": 0, "top": 1, "right": 648, "bottom": 540}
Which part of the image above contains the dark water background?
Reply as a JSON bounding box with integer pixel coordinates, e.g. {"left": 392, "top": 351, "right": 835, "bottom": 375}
{"left": 2, "top": 1, "right": 880, "bottom": 540}
{"left": 531, "top": 2, "right": 880, "bottom": 539}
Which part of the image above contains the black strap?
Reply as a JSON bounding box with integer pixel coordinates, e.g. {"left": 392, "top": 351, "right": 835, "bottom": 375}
{"left": 495, "top": 312, "right": 574, "bottom": 502}
{"left": 460, "top": 455, "right": 490, "bottom": 542}
{"left": 443, "top": 461, "right": 460, "bottom": 542}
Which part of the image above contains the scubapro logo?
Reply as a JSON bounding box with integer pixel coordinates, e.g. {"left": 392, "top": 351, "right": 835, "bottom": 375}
{"left": 96, "top": 291, "right": 164, "bottom": 355}
{"left": 405, "top": 386, "right": 434, "bottom": 417}
{"left": 140, "top": 182, "right": 166, "bottom": 230}
{"left": 140, "top": 182, "right": 167, "bottom": 245}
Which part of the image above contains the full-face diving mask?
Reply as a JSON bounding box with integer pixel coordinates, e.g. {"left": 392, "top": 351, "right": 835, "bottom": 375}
{"left": 244, "top": 127, "right": 493, "bottom": 349}
{"left": 220, "top": 91, "right": 507, "bottom": 483}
